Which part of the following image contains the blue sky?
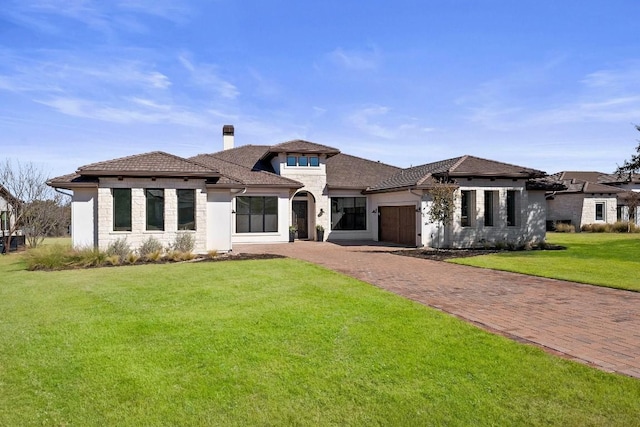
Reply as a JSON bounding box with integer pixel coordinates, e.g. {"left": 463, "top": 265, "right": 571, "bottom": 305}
{"left": 2, "top": 1, "right": 640, "bottom": 179}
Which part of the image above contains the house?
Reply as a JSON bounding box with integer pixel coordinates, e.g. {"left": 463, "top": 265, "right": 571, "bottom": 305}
{"left": 546, "top": 171, "right": 639, "bottom": 229}
{"left": 0, "top": 185, "right": 24, "bottom": 252}
{"left": 47, "top": 126, "right": 561, "bottom": 252}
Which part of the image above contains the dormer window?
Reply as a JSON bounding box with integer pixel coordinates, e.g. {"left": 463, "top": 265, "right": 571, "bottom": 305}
{"left": 286, "top": 155, "right": 320, "bottom": 167}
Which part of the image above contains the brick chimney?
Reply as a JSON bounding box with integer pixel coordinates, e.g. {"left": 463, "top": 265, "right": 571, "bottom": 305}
{"left": 222, "top": 124, "right": 234, "bottom": 150}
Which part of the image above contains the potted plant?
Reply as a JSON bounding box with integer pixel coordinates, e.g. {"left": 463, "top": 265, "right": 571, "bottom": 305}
{"left": 315, "top": 224, "right": 324, "bottom": 242}
{"left": 288, "top": 225, "right": 297, "bottom": 242}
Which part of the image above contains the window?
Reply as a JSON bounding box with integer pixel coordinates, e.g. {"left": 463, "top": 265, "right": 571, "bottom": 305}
{"left": 113, "top": 189, "right": 132, "bottom": 231}
{"left": 460, "top": 190, "right": 475, "bottom": 227}
{"left": 236, "top": 196, "right": 278, "bottom": 233}
{"left": 177, "top": 189, "right": 195, "bottom": 230}
{"left": 507, "top": 190, "right": 518, "bottom": 226}
{"left": 484, "top": 191, "right": 495, "bottom": 227}
{"left": 0, "top": 211, "right": 8, "bottom": 231}
{"left": 146, "top": 189, "right": 164, "bottom": 231}
{"left": 331, "top": 197, "right": 366, "bottom": 230}
{"left": 286, "top": 155, "right": 320, "bottom": 167}
{"left": 595, "top": 202, "right": 605, "bottom": 221}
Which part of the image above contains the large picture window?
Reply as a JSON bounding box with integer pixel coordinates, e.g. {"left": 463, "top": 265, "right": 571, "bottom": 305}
{"left": 113, "top": 188, "right": 132, "bottom": 231}
{"left": 146, "top": 189, "right": 164, "bottom": 231}
{"left": 331, "top": 197, "right": 366, "bottom": 230}
{"left": 236, "top": 196, "right": 278, "bottom": 233}
{"left": 177, "top": 189, "right": 196, "bottom": 230}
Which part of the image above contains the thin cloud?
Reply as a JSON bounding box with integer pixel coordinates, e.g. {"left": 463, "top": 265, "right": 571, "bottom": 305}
{"left": 179, "top": 54, "right": 239, "bottom": 99}
{"left": 327, "top": 47, "right": 381, "bottom": 71}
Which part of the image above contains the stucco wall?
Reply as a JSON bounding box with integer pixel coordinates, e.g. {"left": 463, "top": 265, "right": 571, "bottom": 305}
{"left": 71, "top": 188, "right": 97, "bottom": 248}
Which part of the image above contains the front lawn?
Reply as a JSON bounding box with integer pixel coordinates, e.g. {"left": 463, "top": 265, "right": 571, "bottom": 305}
{"left": 451, "top": 232, "right": 640, "bottom": 291}
{"left": 0, "top": 254, "right": 638, "bottom": 425}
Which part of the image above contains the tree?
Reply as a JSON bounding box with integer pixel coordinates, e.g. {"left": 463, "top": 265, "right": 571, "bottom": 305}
{"left": 426, "top": 179, "right": 457, "bottom": 250}
{"left": 23, "top": 197, "right": 71, "bottom": 248}
{"left": 616, "top": 124, "right": 640, "bottom": 177}
{"left": 0, "top": 160, "right": 67, "bottom": 252}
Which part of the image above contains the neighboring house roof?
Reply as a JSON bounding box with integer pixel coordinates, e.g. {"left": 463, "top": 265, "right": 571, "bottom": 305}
{"left": 326, "top": 154, "right": 401, "bottom": 190}
{"left": 190, "top": 154, "right": 303, "bottom": 188}
{"left": 365, "top": 155, "right": 547, "bottom": 193}
{"left": 76, "top": 151, "right": 218, "bottom": 178}
{"left": 548, "top": 171, "right": 626, "bottom": 195}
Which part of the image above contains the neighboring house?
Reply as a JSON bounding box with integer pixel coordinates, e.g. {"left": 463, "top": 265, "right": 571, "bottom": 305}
{"left": 546, "top": 171, "right": 639, "bottom": 229}
{"left": 47, "top": 126, "right": 561, "bottom": 252}
{"left": 0, "top": 185, "right": 24, "bottom": 252}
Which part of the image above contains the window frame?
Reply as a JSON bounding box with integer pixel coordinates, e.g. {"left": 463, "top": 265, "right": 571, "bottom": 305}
{"left": 460, "top": 190, "right": 475, "bottom": 227}
{"left": 235, "top": 196, "right": 278, "bottom": 233}
{"left": 331, "top": 197, "right": 367, "bottom": 231}
{"left": 506, "top": 190, "right": 518, "bottom": 227}
{"left": 145, "top": 188, "right": 165, "bottom": 231}
{"left": 177, "top": 189, "right": 196, "bottom": 231}
{"left": 286, "top": 155, "right": 320, "bottom": 167}
{"left": 484, "top": 190, "right": 495, "bottom": 227}
{"left": 595, "top": 202, "right": 605, "bottom": 221}
{"left": 113, "top": 188, "right": 132, "bottom": 232}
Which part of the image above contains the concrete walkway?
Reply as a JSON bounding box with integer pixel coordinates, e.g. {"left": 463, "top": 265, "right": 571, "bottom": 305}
{"left": 235, "top": 241, "right": 640, "bottom": 379}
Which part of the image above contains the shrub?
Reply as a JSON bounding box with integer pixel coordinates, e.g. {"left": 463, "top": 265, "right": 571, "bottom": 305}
{"left": 171, "top": 232, "right": 195, "bottom": 253}
{"left": 126, "top": 252, "right": 140, "bottom": 264}
{"left": 165, "top": 250, "right": 196, "bottom": 262}
{"left": 106, "top": 238, "right": 131, "bottom": 262}
{"left": 138, "top": 237, "right": 164, "bottom": 258}
{"left": 207, "top": 250, "right": 218, "bottom": 259}
{"left": 105, "top": 255, "right": 121, "bottom": 266}
{"left": 145, "top": 250, "right": 163, "bottom": 262}
{"left": 554, "top": 222, "right": 575, "bottom": 233}
{"left": 24, "top": 244, "right": 71, "bottom": 270}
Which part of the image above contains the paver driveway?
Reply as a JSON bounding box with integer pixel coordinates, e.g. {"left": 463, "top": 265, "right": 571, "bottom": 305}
{"left": 235, "top": 241, "right": 640, "bottom": 379}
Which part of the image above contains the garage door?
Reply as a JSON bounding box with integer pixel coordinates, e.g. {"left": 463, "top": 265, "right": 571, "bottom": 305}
{"left": 379, "top": 206, "right": 416, "bottom": 246}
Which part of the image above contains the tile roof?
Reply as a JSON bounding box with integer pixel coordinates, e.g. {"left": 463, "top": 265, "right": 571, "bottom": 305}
{"left": 267, "top": 140, "right": 340, "bottom": 156}
{"left": 77, "top": 151, "right": 218, "bottom": 177}
{"left": 366, "top": 155, "right": 547, "bottom": 193}
{"left": 547, "top": 171, "right": 627, "bottom": 194}
{"left": 325, "top": 154, "right": 401, "bottom": 189}
{"left": 201, "top": 145, "right": 271, "bottom": 170}
{"left": 47, "top": 173, "right": 99, "bottom": 189}
{"left": 190, "top": 154, "right": 303, "bottom": 188}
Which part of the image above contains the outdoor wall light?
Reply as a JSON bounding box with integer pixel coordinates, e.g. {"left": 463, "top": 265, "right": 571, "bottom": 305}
{"left": 318, "top": 208, "right": 325, "bottom": 217}
{"left": 372, "top": 209, "right": 377, "bottom": 214}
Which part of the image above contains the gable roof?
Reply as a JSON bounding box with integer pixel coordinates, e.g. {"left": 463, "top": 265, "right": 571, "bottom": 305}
{"left": 260, "top": 140, "right": 340, "bottom": 162}
{"left": 203, "top": 145, "right": 272, "bottom": 170}
{"left": 365, "top": 155, "right": 546, "bottom": 193}
{"left": 326, "top": 154, "right": 401, "bottom": 190}
{"left": 76, "top": 151, "right": 218, "bottom": 178}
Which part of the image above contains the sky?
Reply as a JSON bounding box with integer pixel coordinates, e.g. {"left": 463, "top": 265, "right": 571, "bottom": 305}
{"left": 2, "top": 0, "right": 640, "bottom": 180}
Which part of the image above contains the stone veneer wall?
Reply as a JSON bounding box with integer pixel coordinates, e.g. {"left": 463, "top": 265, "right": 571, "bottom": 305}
{"left": 97, "top": 177, "right": 208, "bottom": 253}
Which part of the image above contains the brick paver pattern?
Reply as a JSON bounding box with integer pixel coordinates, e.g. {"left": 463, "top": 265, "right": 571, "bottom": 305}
{"left": 235, "top": 241, "right": 640, "bottom": 379}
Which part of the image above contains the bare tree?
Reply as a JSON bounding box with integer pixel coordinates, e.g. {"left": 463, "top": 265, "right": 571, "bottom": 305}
{"left": 23, "top": 197, "right": 71, "bottom": 247}
{"left": 427, "top": 180, "right": 457, "bottom": 250}
{"left": 0, "top": 160, "right": 64, "bottom": 251}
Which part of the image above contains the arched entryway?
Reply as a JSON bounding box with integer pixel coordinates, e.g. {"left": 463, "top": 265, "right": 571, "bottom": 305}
{"left": 292, "top": 191, "right": 316, "bottom": 240}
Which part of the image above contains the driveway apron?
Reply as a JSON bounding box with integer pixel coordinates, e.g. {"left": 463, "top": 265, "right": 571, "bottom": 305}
{"left": 235, "top": 241, "right": 640, "bottom": 379}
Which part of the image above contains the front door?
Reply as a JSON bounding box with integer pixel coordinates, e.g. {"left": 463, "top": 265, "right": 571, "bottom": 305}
{"left": 292, "top": 200, "right": 308, "bottom": 239}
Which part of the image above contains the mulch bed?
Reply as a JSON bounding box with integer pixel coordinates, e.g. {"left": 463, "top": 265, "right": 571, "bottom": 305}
{"left": 392, "top": 249, "right": 501, "bottom": 261}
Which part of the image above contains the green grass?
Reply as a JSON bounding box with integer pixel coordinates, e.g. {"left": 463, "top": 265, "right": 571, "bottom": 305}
{"left": 451, "top": 232, "right": 640, "bottom": 291}
{"left": 0, "top": 253, "right": 639, "bottom": 426}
